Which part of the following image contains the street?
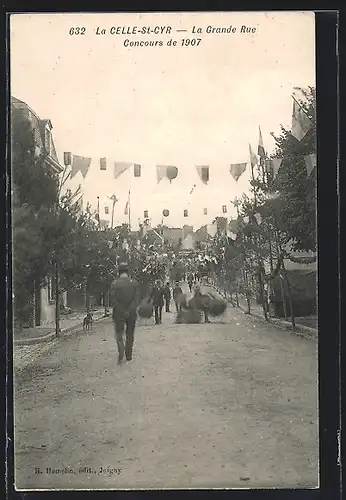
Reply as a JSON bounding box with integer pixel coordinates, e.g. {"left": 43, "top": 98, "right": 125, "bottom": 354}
{"left": 14, "top": 287, "right": 318, "bottom": 490}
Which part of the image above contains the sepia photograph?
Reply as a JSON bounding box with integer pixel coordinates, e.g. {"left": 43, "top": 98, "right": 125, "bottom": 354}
{"left": 9, "top": 11, "right": 318, "bottom": 490}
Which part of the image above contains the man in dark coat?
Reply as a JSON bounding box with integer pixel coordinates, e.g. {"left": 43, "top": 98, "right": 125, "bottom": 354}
{"left": 163, "top": 282, "right": 171, "bottom": 312}
{"left": 173, "top": 282, "right": 183, "bottom": 311}
{"left": 150, "top": 280, "right": 165, "bottom": 324}
{"left": 110, "top": 262, "right": 140, "bottom": 363}
{"left": 187, "top": 272, "right": 194, "bottom": 292}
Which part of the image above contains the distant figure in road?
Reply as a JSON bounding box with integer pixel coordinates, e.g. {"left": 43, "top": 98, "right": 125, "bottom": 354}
{"left": 163, "top": 282, "right": 171, "bottom": 312}
{"left": 173, "top": 282, "right": 183, "bottom": 311}
{"left": 150, "top": 280, "right": 165, "bottom": 325}
{"left": 110, "top": 262, "right": 140, "bottom": 363}
{"left": 187, "top": 273, "right": 194, "bottom": 293}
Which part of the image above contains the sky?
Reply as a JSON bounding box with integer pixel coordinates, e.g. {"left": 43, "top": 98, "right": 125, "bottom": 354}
{"left": 10, "top": 11, "right": 315, "bottom": 230}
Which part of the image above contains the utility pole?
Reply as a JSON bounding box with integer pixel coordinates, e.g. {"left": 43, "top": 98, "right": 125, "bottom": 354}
{"left": 55, "top": 152, "right": 71, "bottom": 336}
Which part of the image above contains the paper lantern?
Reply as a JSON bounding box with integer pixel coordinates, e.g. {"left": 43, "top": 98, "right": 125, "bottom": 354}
{"left": 162, "top": 209, "right": 170, "bottom": 217}
{"left": 64, "top": 152, "right": 71, "bottom": 166}
{"left": 166, "top": 166, "right": 178, "bottom": 182}
{"left": 134, "top": 164, "right": 141, "bottom": 177}
{"left": 201, "top": 167, "right": 209, "bottom": 183}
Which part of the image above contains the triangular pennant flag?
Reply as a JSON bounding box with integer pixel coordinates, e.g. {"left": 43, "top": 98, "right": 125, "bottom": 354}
{"left": 100, "top": 157, "right": 107, "bottom": 170}
{"left": 206, "top": 225, "right": 217, "bottom": 238}
{"left": 203, "top": 208, "right": 208, "bottom": 215}
{"left": 249, "top": 144, "right": 258, "bottom": 168}
{"left": 230, "top": 163, "right": 247, "bottom": 182}
{"left": 134, "top": 163, "right": 141, "bottom": 177}
{"left": 196, "top": 166, "right": 209, "bottom": 184}
{"left": 291, "top": 97, "right": 312, "bottom": 141}
{"left": 304, "top": 153, "right": 317, "bottom": 176}
{"left": 270, "top": 158, "right": 283, "bottom": 179}
{"left": 71, "top": 155, "right": 92, "bottom": 179}
{"left": 156, "top": 165, "right": 167, "bottom": 183}
{"left": 113, "top": 162, "right": 132, "bottom": 180}
{"left": 258, "top": 126, "right": 266, "bottom": 159}
{"left": 184, "top": 209, "right": 188, "bottom": 217}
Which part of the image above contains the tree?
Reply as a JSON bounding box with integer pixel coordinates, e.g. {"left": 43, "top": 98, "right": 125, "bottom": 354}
{"left": 12, "top": 109, "right": 59, "bottom": 325}
{"left": 270, "top": 86, "right": 316, "bottom": 252}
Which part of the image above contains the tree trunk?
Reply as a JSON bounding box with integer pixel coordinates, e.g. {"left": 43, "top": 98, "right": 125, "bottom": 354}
{"left": 282, "top": 263, "right": 296, "bottom": 331}
{"left": 55, "top": 260, "right": 60, "bottom": 336}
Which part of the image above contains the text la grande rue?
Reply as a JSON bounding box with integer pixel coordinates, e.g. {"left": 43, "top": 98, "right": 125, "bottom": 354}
{"left": 193, "top": 25, "right": 256, "bottom": 34}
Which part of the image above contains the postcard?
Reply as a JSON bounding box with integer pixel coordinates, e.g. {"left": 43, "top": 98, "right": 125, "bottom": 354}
{"left": 10, "top": 11, "right": 317, "bottom": 490}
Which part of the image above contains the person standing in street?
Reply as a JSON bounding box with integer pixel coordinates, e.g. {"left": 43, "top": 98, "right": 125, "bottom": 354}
{"left": 163, "top": 282, "right": 171, "bottom": 312}
{"left": 187, "top": 272, "right": 194, "bottom": 293}
{"left": 110, "top": 262, "right": 140, "bottom": 364}
{"left": 173, "top": 282, "right": 183, "bottom": 312}
{"left": 150, "top": 280, "right": 165, "bottom": 324}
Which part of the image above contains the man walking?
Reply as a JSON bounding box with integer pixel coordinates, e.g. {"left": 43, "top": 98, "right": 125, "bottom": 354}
{"left": 187, "top": 272, "right": 194, "bottom": 293}
{"left": 163, "top": 282, "right": 171, "bottom": 312}
{"left": 150, "top": 280, "right": 165, "bottom": 324}
{"left": 110, "top": 262, "right": 140, "bottom": 363}
{"left": 173, "top": 282, "right": 183, "bottom": 312}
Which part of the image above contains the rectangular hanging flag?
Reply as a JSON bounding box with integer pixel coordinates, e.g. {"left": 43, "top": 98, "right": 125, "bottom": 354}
{"left": 230, "top": 163, "right": 247, "bottom": 182}
{"left": 144, "top": 210, "right": 149, "bottom": 219}
{"left": 222, "top": 205, "right": 227, "bottom": 213}
{"left": 184, "top": 209, "right": 188, "bottom": 217}
{"left": 100, "top": 157, "right": 107, "bottom": 170}
{"left": 258, "top": 126, "right": 265, "bottom": 159}
{"left": 114, "top": 162, "right": 132, "bottom": 180}
{"left": 291, "top": 96, "right": 312, "bottom": 141}
{"left": 124, "top": 189, "right": 131, "bottom": 215}
{"left": 203, "top": 208, "right": 208, "bottom": 215}
{"left": 105, "top": 206, "right": 109, "bottom": 214}
{"left": 71, "top": 155, "right": 92, "bottom": 179}
{"left": 196, "top": 166, "right": 209, "bottom": 184}
{"left": 249, "top": 143, "right": 258, "bottom": 168}
{"left": 134, "top": 164, "right": 141, "bottom": 177}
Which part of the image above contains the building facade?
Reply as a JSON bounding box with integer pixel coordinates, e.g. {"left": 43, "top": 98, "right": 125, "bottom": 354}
{"left": 12, "top": 96, "right": 66, "bottom": 327}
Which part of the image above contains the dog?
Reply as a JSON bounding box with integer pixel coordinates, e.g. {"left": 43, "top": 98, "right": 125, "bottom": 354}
{"left": 83, "top": 312, "right": 93, "bottom": 331}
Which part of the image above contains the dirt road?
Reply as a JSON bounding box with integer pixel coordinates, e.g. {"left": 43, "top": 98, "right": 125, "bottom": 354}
{"left": 14, "top": 290, "right": 318, "bottom": 490}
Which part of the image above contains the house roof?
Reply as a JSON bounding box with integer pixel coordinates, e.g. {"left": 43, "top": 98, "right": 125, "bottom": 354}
{"left": 11, "top": 96, "right": 63, "bottom": 173}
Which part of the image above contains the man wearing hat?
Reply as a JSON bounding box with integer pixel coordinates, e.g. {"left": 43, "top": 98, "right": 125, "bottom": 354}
{"left": 110, "top": 262, "right": 140, "bottom": 363}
